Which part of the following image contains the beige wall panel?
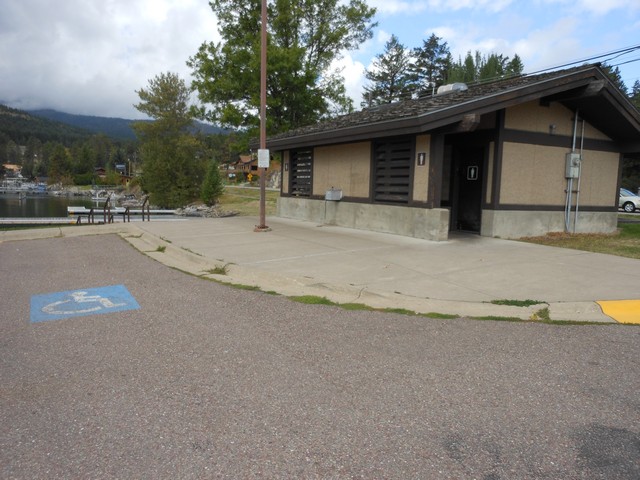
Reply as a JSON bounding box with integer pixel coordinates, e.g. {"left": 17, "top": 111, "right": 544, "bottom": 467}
{"left": 281, "top": 150, "right": 290, "bottom": 194}
{"left": 486, "top": 142, "right": 494, "bottom": 204}
{"left": 312, "top": 142, "right": 371, "bottom": 198}
{"left": 505, "top": 101, "right": 611, "bottom": 140}
{"left": 500, "top": 143, "right": 568, "bottom": 205}
{"left": 500, "top": 143, "right": 619, "bottom": 206}
{"left": 576, "top": 151, "right": 620, "bottom": 206}
{"left": 413, "top": 135, "right": 430, "bottom": 202}
{"left": 581, "top": 122, "right": 611, "bottom": 141}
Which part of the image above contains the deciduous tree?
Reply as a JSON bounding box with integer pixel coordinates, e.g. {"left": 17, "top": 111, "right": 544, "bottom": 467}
{"left": 188, "top": 0, "right": 377, "bottom": 134}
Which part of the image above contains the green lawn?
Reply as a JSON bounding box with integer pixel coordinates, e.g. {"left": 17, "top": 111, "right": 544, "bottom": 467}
{"left": 521, "top": 221, "right": 640, "bottom": 259}
{"left": 218, "top": 186, "right": 279, "bottom": 217}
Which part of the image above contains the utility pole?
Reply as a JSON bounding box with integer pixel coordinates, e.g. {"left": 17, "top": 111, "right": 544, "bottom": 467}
{"left": 255, "top": 0, "right": 270, "bottom": 232}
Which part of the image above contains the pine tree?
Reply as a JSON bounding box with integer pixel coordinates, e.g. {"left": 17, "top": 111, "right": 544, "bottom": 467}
{"left": 410, "top": 34, "right": 451, "bottom": 93}
{"left": 362, "top": 35, "right": 415, "bottom": 107}
{"left": 629, "top": 80, "right": 640, "bottom": 109}
{"left": 602, "top": 65, "right": 627, "bottom": 94}
{"left": 201, "top": 159, "right": 225, "bottom": 206}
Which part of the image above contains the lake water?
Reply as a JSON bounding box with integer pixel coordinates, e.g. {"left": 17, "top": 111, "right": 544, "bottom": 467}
{"left": 0, "top": 194, "right": 99, "bottom": 218}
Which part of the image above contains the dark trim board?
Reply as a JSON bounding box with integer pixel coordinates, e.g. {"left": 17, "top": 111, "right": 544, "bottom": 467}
{"left": 280, "top": 194, "right": 617, "bottom": 214}
{"left": 491, "top": 204, "right": 618, "bottom": 212}
{"left": 502, "top": 129, "right": 619, "bottom": 152}
{"left": 491, "top": 110, "right": 506, "bottom": 210}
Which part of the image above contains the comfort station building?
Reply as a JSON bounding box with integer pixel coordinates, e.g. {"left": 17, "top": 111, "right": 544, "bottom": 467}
{"left": 266, "top": 64, "right": 640, "bottom": 241}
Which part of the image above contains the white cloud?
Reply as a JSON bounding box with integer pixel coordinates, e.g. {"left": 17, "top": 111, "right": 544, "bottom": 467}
{"left": 0, "top": 0, "right": 219, "bottom": 119}
{"left": 376, "top": 30, "right": 393, "bottom": 45}
{"left": 539, "top": 0, "right": 639, "bottom": 15}
{"left": 367, "top": 1, "right": 428, "bottom": 15}
{"left": 426, "top": 0, "right": 513, "bottom": 12}
{"left": 368, "top": 0, "right": 513, "bottom": 15}
{"left": 331, "top": 54, "right": 367, "bottom": 104}
{"left": 509, "top": 18, "right": 586, "bottom": 72}
{"left": 428, "top": 15, "right": 587, "bottom": 73}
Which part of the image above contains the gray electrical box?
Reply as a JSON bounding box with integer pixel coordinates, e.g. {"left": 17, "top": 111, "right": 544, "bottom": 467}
{"left": 565, "top": 152, "right": 581, "bottom": 179}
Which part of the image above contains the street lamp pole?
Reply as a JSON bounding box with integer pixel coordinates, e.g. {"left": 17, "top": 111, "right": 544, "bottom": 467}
{"left": 255, "top": 0, "right": 269, "bottom": 232}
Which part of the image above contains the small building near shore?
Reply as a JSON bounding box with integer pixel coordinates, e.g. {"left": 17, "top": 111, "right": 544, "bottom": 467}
{"left": 267, "top": 64, "right": 640, "bottom": 240}
{"left": 2, "top": 164, "right": 22, "bottom": 178}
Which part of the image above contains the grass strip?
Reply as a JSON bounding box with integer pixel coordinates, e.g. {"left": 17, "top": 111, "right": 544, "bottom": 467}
{"left": 491, "top": 299, "right": 546, "bottom": 307}
{"left": 520, "top": 223, "right": 640, "bottom": 259}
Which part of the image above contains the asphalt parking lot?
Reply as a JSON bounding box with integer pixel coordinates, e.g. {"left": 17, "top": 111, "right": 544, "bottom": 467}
{"left": 1, "top": 233, "right": 639, "bottom": 479}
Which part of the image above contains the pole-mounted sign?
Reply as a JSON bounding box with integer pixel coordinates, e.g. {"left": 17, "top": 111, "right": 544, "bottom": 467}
{"left": 258, "top": 149, "right": 270, "bottom": 169}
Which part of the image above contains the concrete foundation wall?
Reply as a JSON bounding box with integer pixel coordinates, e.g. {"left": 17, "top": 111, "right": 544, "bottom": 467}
{"left": 481, "top": 209, "right": 618, "bottom": 239}
{"left": 277, "top": 197, "right": 450, "bottom": 241}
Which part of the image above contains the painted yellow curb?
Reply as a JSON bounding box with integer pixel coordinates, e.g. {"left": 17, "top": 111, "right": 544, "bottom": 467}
{"left": 597, "top": 300, "right": 640, "bottom": 324}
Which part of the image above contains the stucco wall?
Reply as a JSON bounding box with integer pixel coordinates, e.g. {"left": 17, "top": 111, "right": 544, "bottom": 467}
{"left": 486, "top": 142, "right": 494, "bottom": 204}
{"left": 312, "top": 142, "right": 371, "bottom": 198}
{"left": 499, "top": 143, "right": 619, "bottom": 207}
{"left": 281, "top": 150, "right": 290, "bottom": 194}
{"left": 413, "top": 135, "right": 430, "bottom": 203}
{"left": 500, "top": 143, "right": 568, "bottom": 205}
{"left": 575, "top": 150, "right": 620, "bottom": 206}
{"left": 505, "top": 101, "right": 612, "bottom": 140}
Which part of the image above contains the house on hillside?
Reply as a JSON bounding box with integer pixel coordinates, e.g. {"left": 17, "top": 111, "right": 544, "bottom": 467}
{"left": 267, "top": 64, "right": 640, "bottom": 240}
{"left": 236, "top": 154, "right": 258, "bottom": 177}
{"left": 2, "top": 164, "right": 22, "bottom": 178}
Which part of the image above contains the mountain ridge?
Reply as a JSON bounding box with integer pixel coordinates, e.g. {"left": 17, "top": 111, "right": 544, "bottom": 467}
{"left": 0, "top": 104, "right": 94, "bottom": 145}
{"left": 28, "top": 108, "right": 227, "bottom": 140}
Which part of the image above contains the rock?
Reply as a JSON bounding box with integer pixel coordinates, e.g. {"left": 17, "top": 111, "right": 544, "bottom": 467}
{"left": 175, "top": 204, "right": 237, "bottom": 218}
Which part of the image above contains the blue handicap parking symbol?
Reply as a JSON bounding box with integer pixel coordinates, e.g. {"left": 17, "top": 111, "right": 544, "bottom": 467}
{"left": 30, "top": 285, "right": 140, "bottom": 323}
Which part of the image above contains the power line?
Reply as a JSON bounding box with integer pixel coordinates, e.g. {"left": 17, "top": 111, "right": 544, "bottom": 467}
{"left": 525, "top": 44, "right": 640, "bottom": 76}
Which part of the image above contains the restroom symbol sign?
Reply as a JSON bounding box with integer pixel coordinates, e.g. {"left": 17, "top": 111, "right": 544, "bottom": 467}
{"left": 30, "top": 285, "right": 140, "bottom": 323}
{"left": 467, "top": 166, "right": 479, "bottom": 180}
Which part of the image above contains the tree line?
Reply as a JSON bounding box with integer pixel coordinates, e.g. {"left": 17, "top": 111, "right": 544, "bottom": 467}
{"left": 362, "top": 34, "right": 524, "bottom": 107}
{"left": 0, "top": 127, "right": 129, "bottom": 183}
{"left": 0, "top": 108, "right": 235, "bottom": 205}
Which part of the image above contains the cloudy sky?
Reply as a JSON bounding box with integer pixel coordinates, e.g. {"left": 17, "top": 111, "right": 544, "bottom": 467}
{"left": 1, "top": 0, "right": 639, "bottom": 120}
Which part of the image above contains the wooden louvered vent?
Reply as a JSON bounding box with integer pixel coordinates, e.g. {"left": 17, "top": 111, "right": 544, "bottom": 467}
{"left": 290, "top": 148, "right": 313, "bottom": 196}
{"left": 373, "top": 137, "right": 412, "bottom": 204}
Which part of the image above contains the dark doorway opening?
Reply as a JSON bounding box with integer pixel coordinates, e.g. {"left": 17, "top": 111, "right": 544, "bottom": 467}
{"left": 450, "top": 146, "right": 484, "bottom": 233}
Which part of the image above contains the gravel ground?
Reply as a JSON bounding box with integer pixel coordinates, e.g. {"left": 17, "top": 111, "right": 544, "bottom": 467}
{"left": 1, "top": 234, "right": 639, "bottom": 479}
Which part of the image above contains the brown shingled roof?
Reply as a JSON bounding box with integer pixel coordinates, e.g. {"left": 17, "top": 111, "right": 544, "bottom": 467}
{"left": 266, "top": 64, "right": 640, "bottom": 152}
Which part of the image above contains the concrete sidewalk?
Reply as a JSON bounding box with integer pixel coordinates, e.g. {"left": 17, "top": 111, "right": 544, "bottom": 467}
{"left": 3, "top": 216, "right": 640, "bottom": 322}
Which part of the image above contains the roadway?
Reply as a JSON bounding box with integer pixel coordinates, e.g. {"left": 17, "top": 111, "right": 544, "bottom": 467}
{"left": 1, "top": 222, "right": 639, "bottom": 478}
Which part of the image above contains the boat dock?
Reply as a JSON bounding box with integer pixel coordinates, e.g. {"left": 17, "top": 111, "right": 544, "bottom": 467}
{"left": 67, "top": 207, "right": 176, "bottom": 216}
{"left": 1, "top": 206, "right": 177, "bottom": 226}
{"left": 0, "top": 217, "right": 79, "bottom": 225}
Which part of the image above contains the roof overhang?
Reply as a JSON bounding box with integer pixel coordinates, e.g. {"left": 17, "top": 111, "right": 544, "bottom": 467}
{"left": 266, "top": 66, "right": 640, "bottom": 154}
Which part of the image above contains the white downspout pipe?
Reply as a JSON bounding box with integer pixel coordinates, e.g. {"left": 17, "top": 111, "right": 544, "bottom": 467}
{"left": 565, "top": 110, "right": 579, "bottom": 232}
{"left": 573, "top": 119, "right": 585, "bottom": 233}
